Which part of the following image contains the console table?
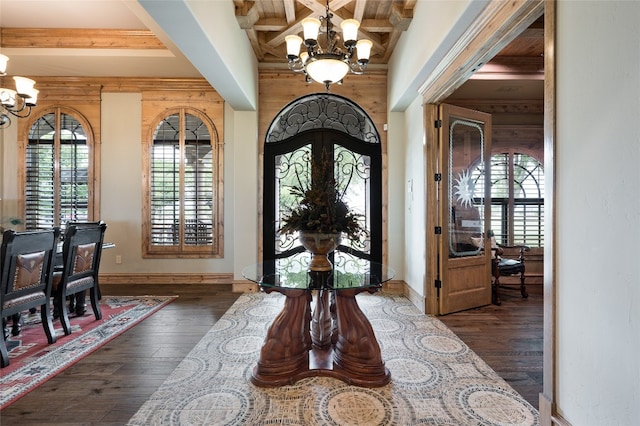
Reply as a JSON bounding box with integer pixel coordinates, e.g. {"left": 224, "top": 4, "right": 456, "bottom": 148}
{"left": 242, "top": 258, "right": 395, "bottom": 388}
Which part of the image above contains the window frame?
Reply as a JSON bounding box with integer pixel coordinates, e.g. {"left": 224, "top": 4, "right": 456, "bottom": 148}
{"left": 142, "top": 103, "right": 224, "bottom": 259}
{"left": 20, "top": 106, "right": 98, "bottom": 230}
{"left": 476, "top": 151, "right": 544, "bottom": 247}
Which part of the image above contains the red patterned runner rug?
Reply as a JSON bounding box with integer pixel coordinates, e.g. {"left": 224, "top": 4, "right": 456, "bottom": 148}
{"left": 0, "top": 295, "right": 176, "bottom": 409}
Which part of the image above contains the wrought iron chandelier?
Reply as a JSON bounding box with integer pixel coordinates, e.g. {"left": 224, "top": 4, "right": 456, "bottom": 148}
{"left": 285, "top": 0, "right": 373, "bottom": 91}
{"left": 0, "top": 54, "right": 39, "bottom": 129}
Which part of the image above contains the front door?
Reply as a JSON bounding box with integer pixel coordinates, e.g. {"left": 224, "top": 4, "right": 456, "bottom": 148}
{"left": 263, "top": 130, "right": 382, "bottom": 264}
{"left": 262, "top": 94, "right": 383, "bottom": 266}
{"left": 437, "top": 104, "right": 492, "bottom": 314}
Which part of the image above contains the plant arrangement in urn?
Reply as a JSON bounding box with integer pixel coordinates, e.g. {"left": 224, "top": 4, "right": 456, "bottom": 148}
{"left": 279, "top": 150, "right": 367, "bottom": 272}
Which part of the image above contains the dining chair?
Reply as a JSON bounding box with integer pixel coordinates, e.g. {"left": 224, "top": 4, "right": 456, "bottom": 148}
{"left": 53, "top": 222, "right": 107, "bottom": 336}
{"left": 1, "top": 227, "right": 61, "bottom": 367}
{"left": 491, "top": 243, "right": 530, "bottom": 305}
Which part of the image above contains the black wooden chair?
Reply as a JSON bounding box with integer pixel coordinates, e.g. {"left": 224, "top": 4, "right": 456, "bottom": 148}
{"left": 53, "top": 222, "right": 107, "bottom": 336}
{"left": 1, "top": 227, "right": 60, "bottom": 367}
{"left": 491, "top": 243, "right": 530, "bottom": 305}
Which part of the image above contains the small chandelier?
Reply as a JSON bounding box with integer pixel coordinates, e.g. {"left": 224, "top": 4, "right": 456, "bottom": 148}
{"left": 0, "top": 54, "right": 39, "bottom": 129}
{"left": 285, "top": 1, "right": 373, "bottom": 91}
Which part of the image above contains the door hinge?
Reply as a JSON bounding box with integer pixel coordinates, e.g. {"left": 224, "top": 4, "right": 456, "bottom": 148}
{"left": 434, "top": 119, "right": 442, "bottom": 128}
{"left": 434, "top": 173, "right": 441, "bottom": 182}
{"left": 435, "top": 279, "right": 442, "bottom": 289}
{"left": 434, "top": 226, "right": 442, "bottom": 235}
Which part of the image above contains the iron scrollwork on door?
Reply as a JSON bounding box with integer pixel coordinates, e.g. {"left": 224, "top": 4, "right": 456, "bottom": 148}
{"left": 266, "top": 94, "right": 379, "bottom": 144}
{"left": 264, "top": 93, "right": 382, "bottom": 264}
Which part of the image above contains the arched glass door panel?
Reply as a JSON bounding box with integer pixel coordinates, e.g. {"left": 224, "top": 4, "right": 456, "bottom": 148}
{"left": 448, "top": 119, "right": 486, "bottom": 258}
{"left": 264, "top": 94, "right": 381, "bottom": 264}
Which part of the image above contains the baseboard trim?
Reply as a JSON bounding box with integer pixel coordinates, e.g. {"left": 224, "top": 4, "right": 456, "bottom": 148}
{"left": 100, "top": 273, "right": 233, "bottom": 285}
{"left": 232, "top": 280, "right": 259, "bottom": 293}
{"left": 403, "top": 282, "right": 427, "bottom": 314}
{"left": 383, "top": 279, "right": 405, "bottom": 293}
{"left": 551, "top": 414, "right": 572, "bottom": 426}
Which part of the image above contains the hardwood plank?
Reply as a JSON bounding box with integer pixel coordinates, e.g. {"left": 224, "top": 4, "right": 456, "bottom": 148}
{"left": 438, "top": 284, "right": 543, "bottom": 409}
{"left": 0, "top": 284, "right": 240, "bottom": 424}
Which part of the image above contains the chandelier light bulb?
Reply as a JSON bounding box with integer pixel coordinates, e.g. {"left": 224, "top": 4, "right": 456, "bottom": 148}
{"left": 0, "top": 54, "right": 8, "bottom": 75}
{"left": 340, "top": 19, "right": 360, "bottom": 44}
{"left": 0, "top": 54, "right": 39, "bottom": 127}
{"left": 0, "top": 88, "right": 17, "bottom": 108}
{"left": 13, "top": 76, "right": 36, "bottom": 98}
{"left": 25, "top": 89, "right": 39, "bottom": 107}
{"left": 301, "top": 18, "right": 321, "bottom": 44}
{"left": 356, "top": 39, "right": 373, "bottom": 62}
{"left": 285, "top": 35, "right": 303, "bottom": 58}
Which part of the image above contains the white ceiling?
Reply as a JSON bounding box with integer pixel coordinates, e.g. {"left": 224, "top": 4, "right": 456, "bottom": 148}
{"left": 0, "top": 0, "right": 202, "bottom": 78}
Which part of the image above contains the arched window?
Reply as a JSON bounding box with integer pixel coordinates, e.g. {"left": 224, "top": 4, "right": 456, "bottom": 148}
{"left": 143, "top": 108, "right": 222, "bottom": 257}
{"left": 473, "top": 153, "right": 544, "bottom": 247}
{"left": 25, "top": 109, "right": 94, "bottom": 229}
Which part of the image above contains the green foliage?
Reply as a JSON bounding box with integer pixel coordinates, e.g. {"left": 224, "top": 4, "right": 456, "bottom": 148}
{"left": 278, "top": 150, "right": 368, "bottom": 241}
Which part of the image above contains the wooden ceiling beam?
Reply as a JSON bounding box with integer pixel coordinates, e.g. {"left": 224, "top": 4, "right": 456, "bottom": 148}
{"left": 245, "top": 28, "right": 265, "bottom": 61}
{"left": 360, "top": 19, "right": 394, "bottom": 32}
{"left": 283, "top": 0, "right": 297, "bottom": 24}
{"left": 352, "top": 0, "right": 367, "bottom": 22}
{"left": 1, "top": 28, "right": 165, "bottom": 49}
{"left": 235, "top": 1, "right": 260, "bottom": 29}
{"left": 254, "top": 18, "right": 290, "bottom": 32}
{"left": 389, "top": 3, "right": 413, "bottom": 31}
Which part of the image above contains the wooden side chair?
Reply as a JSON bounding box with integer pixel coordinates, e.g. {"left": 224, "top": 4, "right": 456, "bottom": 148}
{"left": 1, "top": 227, "right": 61, "bottom": 367}
{"left": 53, "top": 222, "right": 107, "bottom": 336}
{"left": 491, "top": 243, "right": 530, "bottom": 305}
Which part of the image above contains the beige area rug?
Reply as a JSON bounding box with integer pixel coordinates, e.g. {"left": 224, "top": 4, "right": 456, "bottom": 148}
{"left": 128, "top": 292, "right": 539, "bottom": 425}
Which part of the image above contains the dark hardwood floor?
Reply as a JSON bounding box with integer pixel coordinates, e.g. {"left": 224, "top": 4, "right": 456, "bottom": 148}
{"left": 438, "top": 283, "right": 544, "bottom": 409}
{"left": 1, "top": 282, "right": 543, "bottom": 424}
{"left": 0, "top": 284, "right": 241, "bottom": 425}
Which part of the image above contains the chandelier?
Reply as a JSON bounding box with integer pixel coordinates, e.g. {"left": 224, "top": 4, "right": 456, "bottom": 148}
{"left": 285, "top": 1, "right": 373, "bottom": 91}
{"left": 0, "top": 54, "right": 39, "bottom": 129}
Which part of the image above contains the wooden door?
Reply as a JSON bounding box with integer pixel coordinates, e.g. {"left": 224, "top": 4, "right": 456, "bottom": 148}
{"left": 437, "top": 104, "right": 492, "bottom": 314}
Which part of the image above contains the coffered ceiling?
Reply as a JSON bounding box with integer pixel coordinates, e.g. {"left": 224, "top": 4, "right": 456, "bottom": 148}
{"left": 0, "top": 0, "right": 543, "bottom": 102}
{"left": 233, "top": 0, "right": 415, "bottom": 65}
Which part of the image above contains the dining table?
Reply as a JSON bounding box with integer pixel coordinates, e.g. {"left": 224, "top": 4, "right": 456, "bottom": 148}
{"left": 242, "top": 257, "right": 395, "bottom": 388}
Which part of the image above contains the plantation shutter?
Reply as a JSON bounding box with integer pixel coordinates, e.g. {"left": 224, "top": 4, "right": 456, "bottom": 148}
{"left": 512, "top": 153, "right": 544, "bottom": 246}
{"left": 480, "top": 152, "right": 544, "bottom": 247}
{"left": 149, "top": 110, "right": 214, "bottom": 251}
{"left": 26, "top": 111, "right": 90, "bottom": 229}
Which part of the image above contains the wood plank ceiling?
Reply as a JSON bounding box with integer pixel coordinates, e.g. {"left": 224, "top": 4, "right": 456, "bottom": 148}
{"left": 234, "top": 0, "right": 416, "bottom": 65}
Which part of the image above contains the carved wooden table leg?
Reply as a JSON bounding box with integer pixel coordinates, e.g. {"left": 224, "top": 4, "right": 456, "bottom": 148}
{"left": 252, "top": 288, "right": 312, "bottom": 387}
{"left": 332, "top": 287, "right": 390, "bottom": 387}
{"left": 311, "top": 288, "right": 332, "bottom": 349}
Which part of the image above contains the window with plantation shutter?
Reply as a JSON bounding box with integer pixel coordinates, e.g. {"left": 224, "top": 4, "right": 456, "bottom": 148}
{"left": 25, "top": 110, "right": 92, "bottom": 230}
{"left": 143, "top": 108, "right": 222, "bottom": 257}
{"left": 471, "top": 152, "right": 544, "bottom": 247}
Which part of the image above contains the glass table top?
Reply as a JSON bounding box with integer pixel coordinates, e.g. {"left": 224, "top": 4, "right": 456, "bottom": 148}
{"left": 242, "top": 258, "right": 396, "bottom": 290}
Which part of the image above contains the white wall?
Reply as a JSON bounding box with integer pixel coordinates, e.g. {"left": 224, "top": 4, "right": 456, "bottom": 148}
{"left": 388, "top": 0, "right": 487, "bottom": 111}
{"left": 403, "top": 96, "right": 427, "bottom": 297}
{"left": 387, "top": 112, "right": 406, "bottom": 280}
{"left": 556, "top": 1, "right": 640, "bottom": 424}
{"left": 100, "top": 92, "right": 249, "bottom": 275}
{"left": 230, "top": 107, "right": 259, "bottom": 279}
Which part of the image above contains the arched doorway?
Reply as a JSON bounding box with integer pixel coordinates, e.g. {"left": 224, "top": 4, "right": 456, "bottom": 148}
{"left": 263, "top": 93, "right": 382, "bottom": 266}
